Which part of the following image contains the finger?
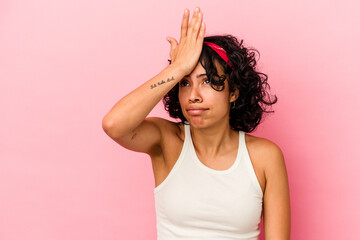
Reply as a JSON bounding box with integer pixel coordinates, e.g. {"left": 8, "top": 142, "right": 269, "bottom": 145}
{"left": 190, "top": 11, "right": 203, "bottom": 42}
{"left": 196, "top": 22, "right": 206, "bottom": 47}
{"left": 167, "top": 37, "right": 178, "bottom": 52}
{"left": 166, "top": 37, "right": 178, "bottom": 60}
{"left": 187, "top": 7, "right": 200, "bottom": 38}
{"left": 197, "top": 22, "right": 206, "bottom": 41}
{"left": 180, "top": 9, "right": 189, "bottom": 40}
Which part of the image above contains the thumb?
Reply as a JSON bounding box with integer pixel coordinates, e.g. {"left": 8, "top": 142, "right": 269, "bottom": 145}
{"left": 166, "top": 36, "right": 178, "bottom": 51}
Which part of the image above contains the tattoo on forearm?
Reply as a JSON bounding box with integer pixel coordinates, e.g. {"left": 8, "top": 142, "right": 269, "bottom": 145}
{"left": 150, "top": 76, "right": 175, "bottom": 89}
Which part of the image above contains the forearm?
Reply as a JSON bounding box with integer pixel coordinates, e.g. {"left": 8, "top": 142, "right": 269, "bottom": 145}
{"left": 102, "top": 64, "right": 185, "bottom": 138}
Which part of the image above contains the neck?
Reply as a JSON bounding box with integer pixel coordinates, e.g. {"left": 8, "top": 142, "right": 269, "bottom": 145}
{"left": 189, "top": 120, "right": 237, "bottom": 157}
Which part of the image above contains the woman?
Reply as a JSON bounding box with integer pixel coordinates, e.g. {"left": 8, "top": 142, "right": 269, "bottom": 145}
{"left": 102, "top": 7, "right": 291, "bottom": 240}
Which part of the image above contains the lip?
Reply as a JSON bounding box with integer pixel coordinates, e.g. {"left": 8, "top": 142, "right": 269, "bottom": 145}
{"left": 186, "top": 107, "right": 209, "bottom": 115}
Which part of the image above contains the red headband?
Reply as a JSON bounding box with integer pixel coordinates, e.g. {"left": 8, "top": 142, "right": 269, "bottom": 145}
{"left": 204, "top": 41, "right": 234, "bottom": 70}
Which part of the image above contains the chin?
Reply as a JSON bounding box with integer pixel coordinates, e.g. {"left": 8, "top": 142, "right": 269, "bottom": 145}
{"left": 187, "top": 116, "right": 209, "bottom": 129}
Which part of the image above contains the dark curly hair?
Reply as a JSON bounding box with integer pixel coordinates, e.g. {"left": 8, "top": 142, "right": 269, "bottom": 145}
{"left": 162, "top": 34, "right": 277, "bottom": 133}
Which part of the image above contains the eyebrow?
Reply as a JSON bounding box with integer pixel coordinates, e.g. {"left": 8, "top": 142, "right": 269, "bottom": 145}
{"left": 184, "top": 73, "right": 207, "bottom": 78}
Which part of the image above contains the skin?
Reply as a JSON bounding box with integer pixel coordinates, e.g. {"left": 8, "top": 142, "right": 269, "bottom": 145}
{"left": 177, "top": 59, "right": 241, "bottom": 164}
{"left": 102, "top": 7, "right": 290, "bottom": 240}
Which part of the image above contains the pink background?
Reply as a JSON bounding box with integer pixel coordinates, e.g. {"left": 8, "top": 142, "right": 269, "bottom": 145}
{"left": 1, "top": 0, "right": 359, "bottom": 239}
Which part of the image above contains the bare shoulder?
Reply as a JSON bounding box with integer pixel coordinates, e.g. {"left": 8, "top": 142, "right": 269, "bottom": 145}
{"left": 245, "top": 133, "right": 287, "bottom": 192}
{"left": 147, "top": 118, "right": 186, "bottom": 188}
{"left": 145, "top": 117, "right": 184, "bottom": 153}
{"left": 247, "top": 134, "right": 291, "bottom": 238}
{"left": 146, "top": 117, "right": 183, "bottom": 138}
{"left": 245, "top": 134, "right": 284, "bottom": 160}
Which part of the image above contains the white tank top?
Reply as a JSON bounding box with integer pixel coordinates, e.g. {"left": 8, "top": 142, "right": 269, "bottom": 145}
{"left": 154, "top": 124, "right": 264, "bottom": 240}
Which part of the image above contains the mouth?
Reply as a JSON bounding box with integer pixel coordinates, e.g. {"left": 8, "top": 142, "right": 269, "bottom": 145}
{"left": 186, "top": 107, "right": 209, "bottom": 115}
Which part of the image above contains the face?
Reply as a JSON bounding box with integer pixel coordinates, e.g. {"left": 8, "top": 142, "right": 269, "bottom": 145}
{"left": 178, "top": 60, "right": 238, "bottom": 129}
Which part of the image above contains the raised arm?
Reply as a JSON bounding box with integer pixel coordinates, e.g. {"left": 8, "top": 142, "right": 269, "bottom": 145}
{"left": 102, "top": 7, "right": 206, "bottom": 155}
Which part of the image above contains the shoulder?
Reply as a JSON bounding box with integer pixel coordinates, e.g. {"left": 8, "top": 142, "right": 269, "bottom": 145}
{"left": 247, "top": 135, "right": 291, "bottom": 237}
{"left": 145, "top": 117, "right": 186, "bottom": 164}
{"left": 146, "top": 117, "right": 182, "bottom": 132}
{"left": 146, "top": 117, "right": 184, "bottom": 142}
{"left": 245, "top": 134, "right": 284, "bottom": 160}
{"left": 245, "top": 134, "right": 286, "bottom": 183}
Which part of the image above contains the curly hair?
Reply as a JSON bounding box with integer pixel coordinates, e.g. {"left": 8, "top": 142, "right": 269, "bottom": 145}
{"left": 162, "top": 34, "right": 277, "bottom": 133}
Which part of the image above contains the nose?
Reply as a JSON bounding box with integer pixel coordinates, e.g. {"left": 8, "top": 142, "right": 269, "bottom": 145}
{"left": 188, "top": 86, "right": 202, "bottom": 103}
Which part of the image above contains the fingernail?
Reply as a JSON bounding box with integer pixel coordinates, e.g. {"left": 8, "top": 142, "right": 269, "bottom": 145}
{"left": 184, "top": 9, "right": 188, "bottom": 14}
{"left": 195, "top": 7, "right": 199, "bottom": 12}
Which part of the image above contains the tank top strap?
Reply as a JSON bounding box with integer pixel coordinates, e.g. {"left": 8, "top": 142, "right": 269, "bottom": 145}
{"left": 184, "top": 123, "right": 190, "bottom": 134}
{"left": 238, "top": 130, "right": 264, "bottom": 197}
{"left": 183, "top": 124, "right": 191, "bottom": 143}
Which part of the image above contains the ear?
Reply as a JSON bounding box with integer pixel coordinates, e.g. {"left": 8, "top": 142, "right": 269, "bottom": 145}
{"left": 230, "top": 88, "right": 239, "bottom": 102}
